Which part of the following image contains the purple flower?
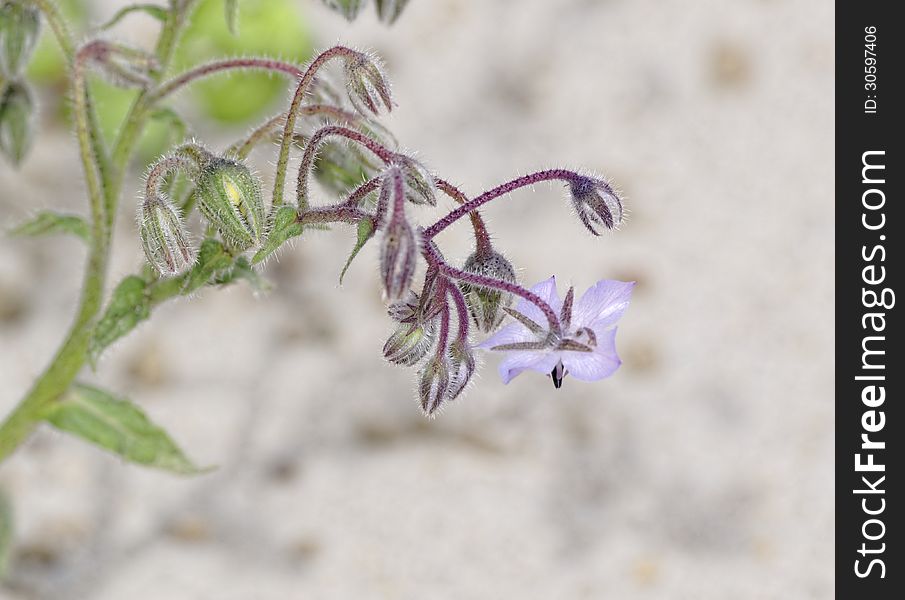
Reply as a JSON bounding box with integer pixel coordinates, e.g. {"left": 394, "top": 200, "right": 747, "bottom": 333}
{"left": 477, "top": 276, "right": 634, "bottom": 387}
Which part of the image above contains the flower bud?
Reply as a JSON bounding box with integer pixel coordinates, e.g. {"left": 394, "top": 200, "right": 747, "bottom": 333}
{"left": 195, "top": 158, "right": 266, "bottom": 251}
{"left": 375, "top": 0, "right": 410, "bottom": 24}
{"left": 569, "top": 175, "right": 624, "bottom": 235}
{"left": 380, "top": 216, "right": 419, "bottom": 300}
{"left": 395, "top": 155, "right": 437, "bottom": 206}
{"left": 0, "top": 1, "right": 41, "bottom": 77}
{"left": 320, "top": 0, "right": 367, "bottom": 21}
{"left": 79, "top": 40, "right": 160, "bottom": 89}
{"left": 446, "top": 339, "right": 476, "bottom": 401}
{"left": 383, "top": 322, "right": 433, "bottom": 366}
{"left": 459, "top": 249, "right": 516, "bottom": 332}
{"left": 140, "top": 197, "right": 195, "bottom": 276}
{"left": 344, "top": 52, "right": 392, "bottom": 117}
{"left": 0, "top": 79, "right": 34, "bottom": 166}
{"left": 419, "top": 356, "right": 451, "bottom": 416}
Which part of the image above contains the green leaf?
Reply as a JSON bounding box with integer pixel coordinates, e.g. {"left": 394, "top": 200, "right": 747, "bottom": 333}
{"left": 180, "top": 238, "right": 234, "bottom": 295}
{"left": 9, "top": 211, "right": 90, "bottom": 241}
{"left": 340, "top": 216, "right": 374, "bottom": 284}
{"left": 43, "top": 384, "right": 206, "bottom": 475}
{"left": 252, "top": 205, "right": 302, "bottom": 264}
{"left": 99, "top": 4, "right": 168, "bottom": 31}
{"left": 89, "top": 276, "right": 151, "bottom": 366}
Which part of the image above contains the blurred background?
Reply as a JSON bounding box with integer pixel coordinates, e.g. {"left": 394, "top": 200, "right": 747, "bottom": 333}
{"left": 0, "top": 0, "right": 834, "bottom": 598}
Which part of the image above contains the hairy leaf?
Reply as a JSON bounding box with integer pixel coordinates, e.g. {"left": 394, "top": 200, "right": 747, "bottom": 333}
{"left": 43, "top": 384, "right": 205, "bottom": 475}
{"left": 9, "top": 211, "right": 90, "bottom": 241}
{"left": 340, "top": 216, "right": 374, "bottom": 283}
{"left": 89, "top": 276, "right": 151, "bottom": 366}
{"left": 252, "top": 205, "right": 302, "bottom": 264}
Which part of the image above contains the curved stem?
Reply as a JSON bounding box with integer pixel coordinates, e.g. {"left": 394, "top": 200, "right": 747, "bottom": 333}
{"left": 148, "top": 57, "right": 305, "bottom": 103}
{"left": 446, "top": 281, "right": 470, "bottom": 343}
{"left": 424, "top": 169, "right": 581, "bottom": 240}
{"left": 423, "top": 243, "right": 562, "bottom": 337}
{"left": 227, "top": 105, "right": 361, "bottom": 160}
{"left": 272, "top": 45, "right": 361, "bottom": 208}
{"left": 296, "top": 125, "right": 396, "bottom": 210}
{"left": 434, "top": 178, "right": 492, "bottom": 256}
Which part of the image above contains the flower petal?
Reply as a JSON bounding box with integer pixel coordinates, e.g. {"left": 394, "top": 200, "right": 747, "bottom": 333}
{"left": 515, "top": 276, "right": 562, "bottom": 327}
{"left": 573, "top": 280, "right": 634, "bottom": 330}
{"left": 561, "top": 327, "right": 621, "bottom": 381}
{"left": 476, "top": 322, "right": 534, "bottom": 350}
{"left": 498, "top": 350, "right": 561, "bottom": 384}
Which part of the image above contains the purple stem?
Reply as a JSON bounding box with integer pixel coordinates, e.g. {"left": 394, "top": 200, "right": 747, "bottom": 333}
{"left": 446, "top": 281, "right": 470, "bottom": 343}
{"left": 422, "top": 243, "right": 562, "bottom": 337}
{"left": 296, "top": 125, "right": 397, "bottom": 210}
{"left": 273, "top": 46, "right": 362, "bottom": 208}
{"left": 434, "top": 178, "right": 492, "bottom": 256}
{"left": 424, "top": 169, "right": 582, "bottom": 241}
{"left": 150, "top": 58, "right": 305, "bottom": 102}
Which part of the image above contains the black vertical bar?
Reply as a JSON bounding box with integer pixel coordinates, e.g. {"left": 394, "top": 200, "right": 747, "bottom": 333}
{"left": 837, "top": 2, "right": 902, "bottom": 597}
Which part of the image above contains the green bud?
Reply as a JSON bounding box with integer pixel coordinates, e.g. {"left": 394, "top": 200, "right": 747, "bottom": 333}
{"left": 195, "top": 158, "right": 266, "bottom": 251}
{"left": 140, "top": 198, "right": 195, "bottom": 276}
{"left": 460, "top": 250, "right": 516, "bottom": 332}
{"left": 383, "top": 321, "right": 433, "bottom": 366}
{"left": 0, "top": 1, "right": 41, "bottom": 77}
{"left": 0, "top": 79, "right": 34, "bottom": 166}
{"left": 375, "top": 0, "right": 410, "bottom": 24}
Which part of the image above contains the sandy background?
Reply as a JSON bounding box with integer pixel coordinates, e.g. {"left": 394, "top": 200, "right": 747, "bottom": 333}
{"left": 1, "top": 0, "right": 834, "bottom": 598}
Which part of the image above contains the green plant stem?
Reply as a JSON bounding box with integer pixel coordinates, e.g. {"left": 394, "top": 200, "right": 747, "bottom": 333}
{"left": 0, "top": 0, "right": 197, "bottom": 464}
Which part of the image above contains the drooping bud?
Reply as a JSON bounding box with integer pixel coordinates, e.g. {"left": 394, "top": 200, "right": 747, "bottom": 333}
{"left": 383, "top": 321, "right": 434, "bottom": 366}
{"left": 459, "top": 249, "right": 516, "bottom": 332}
{"left": 419, "top": 355, "right": 451, "bottom": 416}
{"left": 79, "top": 40, "right": 160, "bottom": 89}
{"left": 195, "top": 158, "right": 266, "bottom": 251}
{"left": 388, "top": 290, "right": 420, "bottom": 323}
{"left": 320, "top": 0, "right": 367, "bottom": 21}
{"left": 0, "top": 79, "right": 34, "bottom": 166}
{"left": 446, "top": 339, "right": 476, "bottom": 401}
{"left": 380, "top": 216, "right": 418, "bottom": 300}
{"left": 394, "top": 155, "right": 437, "bottom": 206}
{"left": 375, "top": 0, "right": 410, "bottom": 24}
{"left": 568, "top": 175, "right": 624, "bottom": 235}
{"left": 140, "top": 197, "right": 195, "bottom": 276}
{"left": 379, "top": 167, "right": 419, "bottom": 300}
{"left": 0, "top": 1, "right": 41, "bottom": 77}
{"left": 344, "top": 51, "right": 392, "bottom": 117}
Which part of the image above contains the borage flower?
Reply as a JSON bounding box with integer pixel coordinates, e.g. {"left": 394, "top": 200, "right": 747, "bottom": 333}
{"left": 477, "top": 277, "right": 634, "bottom": 388}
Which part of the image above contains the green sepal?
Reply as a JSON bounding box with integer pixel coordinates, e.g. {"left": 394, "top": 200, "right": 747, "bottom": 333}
{"left": 340, "top": 215, "right": 374, "bottom": 284}
{"left": 42, "top": 383, "right": 208, "bottom": 475}
{"left": 180, "top": 238, "right": 234, "bottom": 295}
{"left": 252, "top": 205, "right": 302, "bottom": 264}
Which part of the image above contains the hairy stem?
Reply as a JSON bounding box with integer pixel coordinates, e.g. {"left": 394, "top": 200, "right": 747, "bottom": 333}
{"left": 272, "top": 46, "right": 361, "bottom": 208}
{"left": 424, "top": 169, "right": 581, "bottom": 240}
{"left": 434, "top": 178, "right": 492, "bottom": 256}
{"left": 148, "top": 57, "right": 305, "bottom": 103}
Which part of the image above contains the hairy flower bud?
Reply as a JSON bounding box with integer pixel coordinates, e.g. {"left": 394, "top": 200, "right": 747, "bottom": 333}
{"left": 344, "top": 52, "right": 392, "bottom": 117}
{"left": 0, "top": 1, "right": 41, "bottom": 77}
{"left": 380, "top": 216, "right": 418, "bottom": 301}
{"left": 569, "top": 175, "right": 624, "bottom": 235}
{"left": 394, "top": 155, "right": 437, "bottom": 206}
{"left": 375, "top": 0, "right": 410, "bottom": 24}
{"left": 419, "top": 355, "right": 451, "bottom": 416}
{"left": 195, "top": 158, "right": 266, "bottom": 250}
{"left": 0, "top": 79, "right": 33, "bottom": 166}
{"left": 79, "top": 40, "right": 160, "bottom": 89}
{"left": 140, "top": 197, "right": 195, "bottom": 276}
{"left": 459, "top": 250, "right": 516, "bottom": 332}
{"left": 383, "top": 321, "right": 434, "bottom": 366}
{"left": 446, "top": 339, "right": 476, "bottom": 401}
{"left": 320, "top": 0, "right": 367, "bottom": 21}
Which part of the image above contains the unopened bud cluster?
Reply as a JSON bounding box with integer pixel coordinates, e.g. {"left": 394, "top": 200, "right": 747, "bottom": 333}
{"left": 133, "top": 45, "right": 626, "bottom": 416}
